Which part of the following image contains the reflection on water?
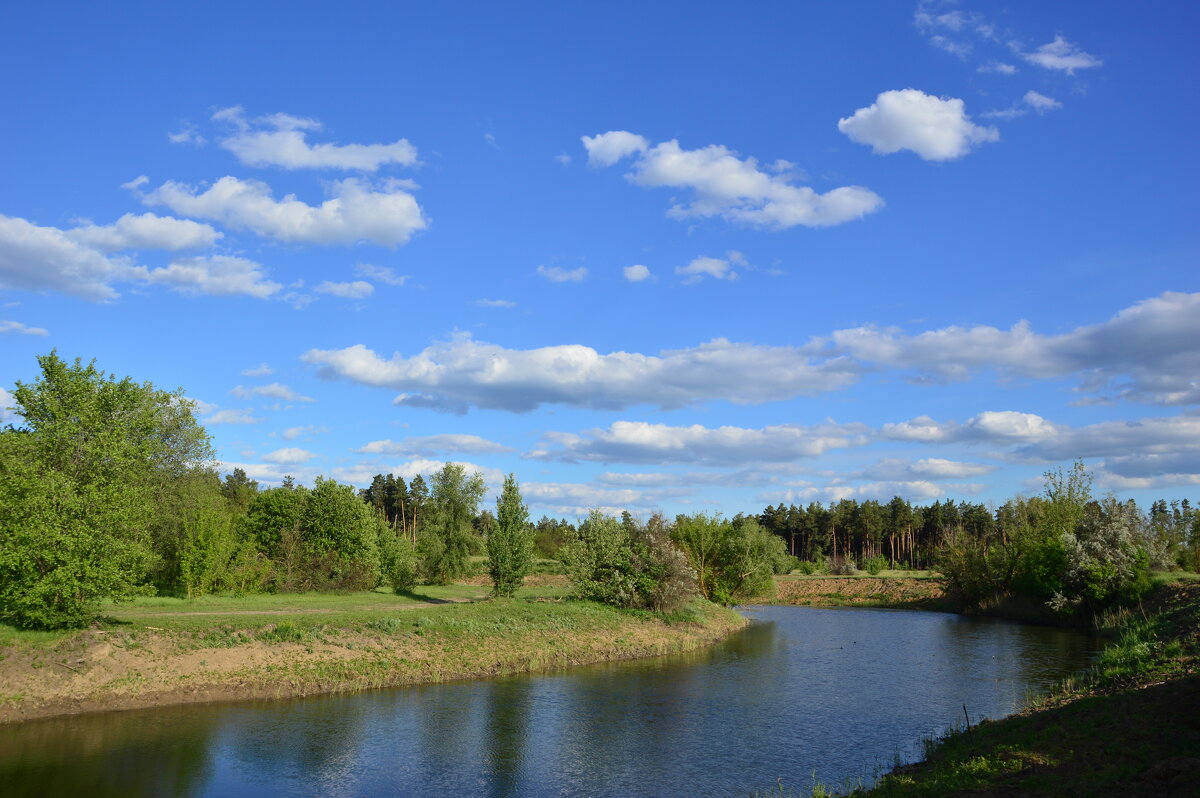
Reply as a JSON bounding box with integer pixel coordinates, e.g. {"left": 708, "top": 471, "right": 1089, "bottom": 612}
{"left": 0, "top": 607, "right": 1098, "bottom": 797}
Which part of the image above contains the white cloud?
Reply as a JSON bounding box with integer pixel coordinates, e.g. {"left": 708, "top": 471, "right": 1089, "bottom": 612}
{"left": 302, "top": 333, "right": 861, "bottom": 413}
{"left": 825, "top": 291, "right": 1200, "bottom": 405}
{"left": 761, "top": 480, "right": 982, "bottom": 505}
{"left": 261, "top": 447, "right": 317, "bottom": 465}
{"left": 855, "top": 458, "right": 998, "bottom": 481}
{"left": 355, "top": 434, "right": 513, "bottom": 456}
{"left": 140, "top": 175, "right": 427, "bottom": 246}
{"left": 205, "top": 408, "right": 262, "bottom": 425}
{"left": 242, "top": 363, "right": 274, "bottom": 377}
{"left": 133, "top": 255, "right": 282, "bottom": 299}
{"left": 230, "top": 383, "right": 315, "bottom": 402}
{"left": 1023, "top": 91, "right": 1062, "bottom": 113}
{"left": 979, "top": 62, "right": 1017, "bottom": 75}
{"left": 0, "top": 214, "right": 128, "bottom": 300}
{"left": 1012, "top": 415, "right": 1200, "bottom": 465}
{"left": 582, "top": 131, "right": 882, "bottom": 228}
{"left": 66, "top": 213, "right": 220, "bottom": 252}
{"left": 316, "top": 280, "right": 374, "bottom": 299}
{"left": 623, "top": 264, "right": 651, "bottom": 282}
{"left": 0, "top": 320, "right": 49, "bottom": 336}
{"left": 838, "top": 89, "right": 999, "bottom": 161}
{"left": 881, "top": 411, "right": 1061, "bottom": 444}
{"left": 167, "top": 124, "right": 205, "bottom": 146}
{"left": 523, "top": 480, "right": 669, "bottom": 517}
{"left": 215, "top": 106, "right": 418, "bottom": 171}
{"left": 355, "top": 263, "right": 409, "bottom": 286}
{"left": 1018, "top": 36, "right": 1102, "bottom": 74}
{"left": 582, "top": 131, "right": 650, "bottom": 167}
{"left": 536, "top": 264, "right": 588, "bottom": 283}
{"left": 527, "top": 420, "right": 870, "bottom": 465}
{"left": 676, "top": 255, "right": 737, "bottom": 284}
{"left": 555, "top": 153, "right": 572, "bottom": 166}
{"left": 384, "top": 458, "right": 503, "bottom": 486}
{"left": 279, "top": 424, "right": 327, "bottom": 440}
{"left": 0, "top": 386, "right": 16, "bottom": 423}
{"left": 475, "top": 298, "right": 516, "bottom": 308}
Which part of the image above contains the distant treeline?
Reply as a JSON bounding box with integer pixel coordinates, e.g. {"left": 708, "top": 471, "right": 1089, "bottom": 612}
{"left": 3, "top": 352, "right": 1197, "bottom": 630}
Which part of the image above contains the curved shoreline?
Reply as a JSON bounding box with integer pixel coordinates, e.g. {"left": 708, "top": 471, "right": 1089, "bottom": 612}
{"left": 0, "top": 599, "right": 747, "bottom": 726}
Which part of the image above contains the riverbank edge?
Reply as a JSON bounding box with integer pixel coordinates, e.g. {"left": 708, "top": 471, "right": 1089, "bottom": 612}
{"left": 0, "top": 599, "right": 748, "bottom": 726}
{"left": 762, "top": 575, "right": 955, "bottom": 612}
{"left": 840, "top": 578, "right": 1200, "bottom": 797}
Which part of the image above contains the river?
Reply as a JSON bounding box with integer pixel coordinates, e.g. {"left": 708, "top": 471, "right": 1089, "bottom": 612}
{"left": 0, "top": 606, "right": 1098, "bottom": 796}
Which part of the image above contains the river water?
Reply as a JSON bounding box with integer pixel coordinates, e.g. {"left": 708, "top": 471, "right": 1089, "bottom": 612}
{"left": 0, "top": 606, "right": 1098, "bottom": 796}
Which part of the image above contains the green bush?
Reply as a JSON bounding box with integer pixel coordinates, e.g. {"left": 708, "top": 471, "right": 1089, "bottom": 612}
{"left": 863, "top": 555, "right": 888, "bottom": 575}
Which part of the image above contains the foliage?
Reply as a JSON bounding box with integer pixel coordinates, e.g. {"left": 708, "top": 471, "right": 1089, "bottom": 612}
{"left": 863, "top": 555, "right": 888, "bottom": 576}
{"left": 670, "top": 514, "right": 781, "bottom": 605}
{"left": 561, "top": 511, "right": 697, "bottom": 611}
{"left": 937, "top": 462, "right": 1153, "bottom": 617}
{"left": 421, "top": 463, "right": 486, "bottom": 584}
{"left": 0, "top": 353, "right": 212, "bottom": 628}
{"left": 298, "top": 476, "right": 381, "bottom": 590}
{"left": 488, "top": 475, "right": 534, "bottom": 598}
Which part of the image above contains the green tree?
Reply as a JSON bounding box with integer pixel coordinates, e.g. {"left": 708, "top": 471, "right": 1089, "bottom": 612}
{"left": 422, "top": 464, "right": 486, "bottom": 584}
{"left": 0, "top": 353, "right": 213, "bottom": 628}
{"left": 488, "top": 474, "right": 534, "bottom": 597}
{"left": 299, "top": 476, "right": 380, "bottom": 590}
{"left": 671, "top": 514, "right": 780, "bottom": 605}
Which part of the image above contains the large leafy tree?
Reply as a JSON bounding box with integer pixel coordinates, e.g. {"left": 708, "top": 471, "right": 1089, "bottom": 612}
{"left": 421, "top": 463, "right": 486, "bottom": 584}
{"left": 487, "top": 474, "right": 533, "bottom": 597}
{"left": 0, "top": 353, "right": 214, "bottom": 628}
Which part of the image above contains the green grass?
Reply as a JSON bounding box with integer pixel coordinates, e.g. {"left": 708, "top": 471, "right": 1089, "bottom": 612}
{"left": 0, "top": 581, "right": 572, "bottom": 646}
{"left": 843, "top": 576, "right": 1200, "bottom": 797}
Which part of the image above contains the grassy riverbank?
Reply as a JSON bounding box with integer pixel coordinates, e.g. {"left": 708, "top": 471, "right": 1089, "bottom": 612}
{"left": 0, "top": 582, "right": 746, "bottom": 725}
{"left": 816, "top": 576, "right": 1200, "bottom": 798}
{"left": 767, "top": 573, "right": 952, "bottom": 611}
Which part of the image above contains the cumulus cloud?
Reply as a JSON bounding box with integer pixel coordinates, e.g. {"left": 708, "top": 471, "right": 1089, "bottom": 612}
{"left": 133, "top": 255, "right": 282, "bottom": 299}
{"left": 66, "top": 213, "right": 220, "bottom": 252}
{"left": 475, "top": 298, "right": 515, "bottom": 308}
{"left": 139, "top": 175, "right": 427, "bottom": 246}
{"left": 355, "top": 434, "right": 513, "bottom": 457}
{"left": 279, "top": 424, "right": 327, "bottom": 440}
{"left": 825, "top": 291, "right": 1200, "bottom": 405}
{"left": 675, "top": 253, "right": 743, "bottom": 284}
{"left": 623, "top": 264, "right": 651, "bottom": 282}
{"left": 261, "top": 447, "right": 317, "bottom": 465}
{"left": 536, "top": 264, "right": 587, "bottom": 283}
{"left": 854, "top": 458, "right": 998, "bottom": 481}
{"left": 523, "top": 480, "right": 672, "bottom": 516}
{"left": 1018, "top": 36, "right": 1102, "bottom": 74}
{"left": 761, "top": 480, "right": 983, "bottom": 505}
{"left": 205, "top": 408, "right": 262, "bottom": 425}
{"left": 302, "top": 333, "right": 861, "bottom": 413}
{"left": 242, "top": 363, "right": 274, "bottom": 377}
{"left": 1012, "top": 415, "right": 1200, "bottom": 465}
{"left": 355, "top": 263, "right": 409, "bottom": 286}
{"left": 0, "top": 386, "right": 16, "bottom": 423}
{"left": 979, "top": 62, "right": 1017, "bottom": 75}
{"left": 316, "top": 280, "right": 374, "bottom": 299}
{"left": 838, "top": 89, "right": 999, "bottom": 161}
{"left": 229, "top": 383, "right": 315, "bottom": 402}
{"left": 1, "top": 320, "right": 49, "bottom": 336}
{"left": 214, "top": 106, "right": 418, "bottom": 171}
{"left": 1024, "top": 91, "right": 1062, "bottom": 113}
{"left": 582, "top": 131, "right": 882, "bottom": 229}
{"left": 0, "top": 214, "right": 129, "bottom": 300}
{"left": 881, "top": 411, "right": 1061, "bottom": 444}
{"left": 527, "top": 420, "right": 870, "bottom": 465}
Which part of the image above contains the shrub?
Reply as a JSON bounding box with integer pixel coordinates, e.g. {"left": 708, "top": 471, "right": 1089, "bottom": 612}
{"left": 863, "top": 555, "right": 888, "bottom": 575}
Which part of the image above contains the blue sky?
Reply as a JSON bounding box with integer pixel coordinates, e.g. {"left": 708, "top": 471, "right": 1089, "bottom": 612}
{"left": 2, "top": 1, "right": 1197, "bottom": 518}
